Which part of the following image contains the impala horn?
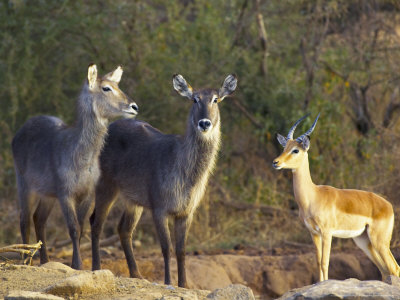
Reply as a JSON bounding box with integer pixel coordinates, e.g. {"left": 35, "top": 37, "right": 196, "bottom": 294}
{"left": 296, "top": 113, "right": 320, "bottom": 143}
{"left": 287, "top": 114, "right": 309, "bottom": 140}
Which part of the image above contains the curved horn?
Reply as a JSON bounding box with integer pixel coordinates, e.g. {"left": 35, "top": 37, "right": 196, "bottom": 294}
{"left": 287, "top": 114, "right": 309, "bottom": 140}
{"left": 296, "top": 113, "right": 320, "bottom": 142}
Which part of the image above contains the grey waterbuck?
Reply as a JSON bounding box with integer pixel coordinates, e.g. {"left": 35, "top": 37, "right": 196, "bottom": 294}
{"left": 90, "top": 74, "right": 237, "bottom": 287}
{"left": 12, "top": 64, "right": 138, "bottom": 269}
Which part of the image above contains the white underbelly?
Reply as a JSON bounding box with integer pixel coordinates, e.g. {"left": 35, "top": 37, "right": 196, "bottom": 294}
{"left": 332, "top": 227, "right": 365, "bottom": 238}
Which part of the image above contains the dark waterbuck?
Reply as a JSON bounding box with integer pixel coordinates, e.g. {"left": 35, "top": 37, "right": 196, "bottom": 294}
{"left": 12, "top": 64, "right": 138, "bottom": 269}
{"left": 90, "top": 74, "right": 237, "bottom": 287}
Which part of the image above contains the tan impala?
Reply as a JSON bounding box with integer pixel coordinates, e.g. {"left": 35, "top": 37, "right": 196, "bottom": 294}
{"left": 272, "top": 114, "right": 399, "bottom": 281}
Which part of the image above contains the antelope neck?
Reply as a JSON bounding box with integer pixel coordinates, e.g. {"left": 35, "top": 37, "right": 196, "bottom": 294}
{"left": 292, "top": 154, "right": 316, "bottom": 210}
{"left": 178, "top": 114, "right": 221, "bottom": 183}
{"left": 74, "top": 94, "right": 108, "bottom": 168}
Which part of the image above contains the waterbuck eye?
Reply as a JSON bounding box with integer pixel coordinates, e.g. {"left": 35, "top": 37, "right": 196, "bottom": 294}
{"left": 292, "top": 149, "right": 299, "bottom": 154}
{"left": 102, "top": 87, "right": 111, "bottom": 92}
{"left": 193, "top": 95, "right": 200, "bottom": 103}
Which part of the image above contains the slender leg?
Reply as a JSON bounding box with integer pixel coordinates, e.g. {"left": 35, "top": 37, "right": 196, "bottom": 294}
{"left": 369, "top": 244, "right": 389, "bottom": 279}
{"left": 368, "top": 222, "right": 400, "bottom": 279}
{"left": 353, "top": 231, "right": 386, "bottom": 277}
{"left": 77, "top": 193, "right": 94, "bottom": 242}
{"left": 321, "top": 233, "right": 332, "bottom": 281}
{"left": 59, "top": 197, "right": 82, "bottom": 270}
{"left": 153, "top": 211, "right": 172, "bottom": 285}
{"left": 118, "top": 206, "right": 143, "bottom": 278}
{"left": 90, "top": 179, "right": 118, "bottom": 271}
{"left": 33, "top": 198, "right": 55, "bottom": 264}
{"left": 174, "top": 214, "right": 193, "bottom": 288}
{"left": 17, "top": 176, "right": 32, "bottom": 245}
{"left": 311, "top": 233, "right": 323, "bottom": 281}
{"left": 388, "top": 251, "right": 400, "bottom": 277}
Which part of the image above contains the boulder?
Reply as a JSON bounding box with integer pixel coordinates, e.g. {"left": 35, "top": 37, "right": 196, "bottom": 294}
{"left": 206, "top": 284, "right": 255, "bottom": 300}
{"left": 43, "top": 269, "right": 115, "bottom": 296}
{"left": 187, "top": 258, "right": 232, "bottom": 290}
{"left": 385, "top": 275, "right": 400, "bottom": 289}
{"left": 5, "top": 290, "right": 63, "bottom": 300}
{"left": 40, "top": 262, "right": 74, "bottom": 274}
{"left": 278, "top": 278, "right": 400, "bottom": 300}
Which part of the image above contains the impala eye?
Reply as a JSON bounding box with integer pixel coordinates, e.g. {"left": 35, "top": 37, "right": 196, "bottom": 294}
{"left": 213, "top": 97, "right": 218, "bottom": 103}
{"left": 292, "top": 149, "right": 299, "bottom": 154}
{"left": 102, "top": 86, "right": 111, "bottom": 92}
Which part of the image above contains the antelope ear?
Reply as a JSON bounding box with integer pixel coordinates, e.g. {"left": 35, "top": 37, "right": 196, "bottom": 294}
{"left": 218, "top": 74, "right": 237, "bottom": 101}
{"left": 301, "top": 136, "right": 310, "bottom": 150}
{"left": 277, "top": 133, "right": 288, "bottom": 147}
{"left": 173, "top": 74, "right": 193, "bottom": 99}
{"left": 104, "top": 65, "right": 123, "bottom": 83}
{"left": 88, "top": 64, "right": 98, "bottom": 90}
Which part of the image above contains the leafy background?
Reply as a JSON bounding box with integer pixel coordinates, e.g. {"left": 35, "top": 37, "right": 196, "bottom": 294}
{"left": 1, "top": 0, "right": 400, "bottom": 253}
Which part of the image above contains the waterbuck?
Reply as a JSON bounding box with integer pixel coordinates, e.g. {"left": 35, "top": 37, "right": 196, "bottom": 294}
{"left": 12, "top": 64, "right": 138, "bottom": 269}
{"left": 90, "top": 74, "right": 237, "bottom": 287}
{"left": 273, "top": 114, "right": 399, "bottom": 281}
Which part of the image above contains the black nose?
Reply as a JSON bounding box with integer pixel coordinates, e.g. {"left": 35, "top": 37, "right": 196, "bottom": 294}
{"left": 131, "top": 103, "right": 139, "bottom": 112}
{"left": 272, "top": 160, "right": 279, "bottom": 168}
{"left": 199, "top": 119, "right": 212, "bottom": 130}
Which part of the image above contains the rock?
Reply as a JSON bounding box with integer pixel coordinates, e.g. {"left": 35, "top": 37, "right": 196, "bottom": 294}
{"left": 40, "top": 262, "right": 74, "bottom": 274}
{"left": 187, "top": 258, "right": 232, "bottom": 290}
{"left": 5, "top": 290, "right": 63, "bottom": 300}
{"left": 43, "top": 269, "right": 115, "bottom": 296}
{"left": 206, "top": 284, "right": 255, "bottom": 300}
{"left": 133, "top": 240, "right": 142, "bottom": 248}
{"left": 115, "top": 277, "right": 207, "bottom": 300}
{"left": 385, "top": 275, "right": 400, "bottom": 289}
{"left": 161, "top": 296, "right": 191, "bottom": 300}
{"left": 278, "top": 278, "right": 400, "bottom": 300}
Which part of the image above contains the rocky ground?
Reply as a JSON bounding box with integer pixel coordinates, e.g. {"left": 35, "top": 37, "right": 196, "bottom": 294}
{"left": 1, "top": 244, "right": 400, "bottom": 299}
{"left": 80, "top": 244, "right": 385, "bottom": 297}
{"left": 0, "top": 262, "right": 254, "bottom": 299}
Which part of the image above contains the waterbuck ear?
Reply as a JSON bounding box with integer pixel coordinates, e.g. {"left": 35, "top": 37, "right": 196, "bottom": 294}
{"left": 173, "top": 74, "right": 193, "bottom": 99}
{"left": 88, "top": 64, "right": 98, "bottom": 90}
{"left": 277, "top": 133, "right": 288, "bottom": 147}
{"left": 104, "top": 65, "right": 123, "bottom": 83}
{"left": 301, "top": 136, "right": 310, "bottom": 150}
{"left": 218, "top": 74, "right": 237, "bottom": 101}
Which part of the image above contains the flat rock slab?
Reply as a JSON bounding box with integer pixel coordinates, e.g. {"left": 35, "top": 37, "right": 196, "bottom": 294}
{"left": 279, "top": 278, "right": 400, "bottom": 300}
{"left": 111, "top": 278, "right": 209, "bottom": 300}
{"left": 5, "top": 290, "right": 63, "bottom": 300}
{"left": 43, "top": 269, "right": 115, "bottom": 296}
{"left": 206, "top": 284, "right": 255, "bottom": 300}
{"left": 40, "top": 262, "right": 74, "bottom": 274}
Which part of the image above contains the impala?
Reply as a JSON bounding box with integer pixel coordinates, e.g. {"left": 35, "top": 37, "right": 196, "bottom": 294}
{"left": 272, "top": 114, "right": 399, "bottom": 281}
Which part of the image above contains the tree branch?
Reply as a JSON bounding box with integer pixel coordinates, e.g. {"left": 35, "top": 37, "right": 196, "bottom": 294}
{"left": 0, "top": 241, "right": 42, "bottom": 265}
{"left": 383, "top": 87, "right": 400, "bottom": 128}
{"left": 232, "top": 98, "right": 263, "bottom": 129}
{"left": 255, "top": 0, "right": 268, "bottom": 78}
{"left": 231, "top": 0, "right": 249, "bottom": 49}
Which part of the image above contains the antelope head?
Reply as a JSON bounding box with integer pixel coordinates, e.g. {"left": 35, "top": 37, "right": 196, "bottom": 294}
{"left": 272, "top": 114, "right": 320, "bottom": 170}
{"left": 87, "top": 64, "right": 139, "bottom": 119}
{"left": 172, "top": 74, "right": 237, "bottom": 138}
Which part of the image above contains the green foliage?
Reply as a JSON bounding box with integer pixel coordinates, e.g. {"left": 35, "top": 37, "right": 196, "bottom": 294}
{"left": 1, "top": 0, "right": 400, "bottom": 249}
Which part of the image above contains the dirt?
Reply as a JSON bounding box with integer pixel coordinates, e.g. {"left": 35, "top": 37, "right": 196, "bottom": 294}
{"left": 0, "top": 263, "right": 211, "bottom": 300}
{"left": 1, "top": 244, "right": 397, "bottom": 299}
